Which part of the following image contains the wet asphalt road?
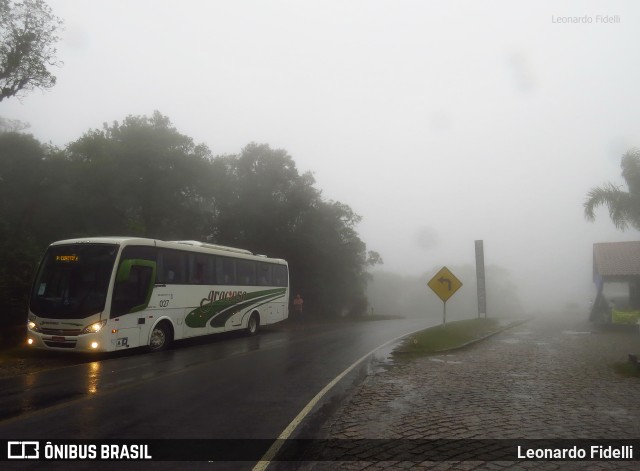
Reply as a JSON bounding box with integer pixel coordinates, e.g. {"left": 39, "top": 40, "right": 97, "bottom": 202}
{"left": 0, "top": 317, "right": 430, "bottom": 469}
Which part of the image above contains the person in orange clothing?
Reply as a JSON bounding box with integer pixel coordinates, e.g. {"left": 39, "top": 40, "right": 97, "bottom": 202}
{"left": 293, "top": 294, "right": 304, "bottom": 322}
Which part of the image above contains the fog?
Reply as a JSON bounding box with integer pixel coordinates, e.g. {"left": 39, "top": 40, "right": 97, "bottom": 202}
{"left": 3, "top": 0, "right": 640, "bottom": 314}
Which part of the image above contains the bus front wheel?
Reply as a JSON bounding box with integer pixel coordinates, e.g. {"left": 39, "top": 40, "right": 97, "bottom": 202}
{"left": 149, "top": 322, "right": 172, "bottom": 351}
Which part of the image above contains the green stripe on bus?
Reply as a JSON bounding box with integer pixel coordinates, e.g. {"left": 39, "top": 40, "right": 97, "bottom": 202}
{"left": 210, "top": 292, "right": 286, "bottom": 328}
{"left": 184, "top": 288, "right": 286, "bottom": 328}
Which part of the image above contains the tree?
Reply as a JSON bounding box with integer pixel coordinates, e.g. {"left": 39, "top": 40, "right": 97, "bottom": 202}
{"left": 211, "top": 143, "right": 381, "bottom": 316}
{"left": 584, "top": 149, "right": 640, "bottom": 230}
{"left": 0, "top": 0, "right": 63, "bottom": 102}
{"left": 65, "top": 111, "right": 216, "bottom": 239}
{"left": 0, "top": 116, "right": 29, "bottom": 132}
{"left": 0, "top": 131, "right": 49, "bottom": 345}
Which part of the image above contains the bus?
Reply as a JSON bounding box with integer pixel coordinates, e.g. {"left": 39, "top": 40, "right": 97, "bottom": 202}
{"left": 26, "top": 237, "right": 289, "bottom": 352}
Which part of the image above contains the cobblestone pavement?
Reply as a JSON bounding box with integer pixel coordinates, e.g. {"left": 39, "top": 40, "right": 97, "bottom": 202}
{"left": 300, "top": 314, "right": 640, "bottom": 470}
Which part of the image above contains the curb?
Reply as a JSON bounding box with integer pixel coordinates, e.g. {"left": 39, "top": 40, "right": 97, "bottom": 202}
{"left": 394, "top": 317, "right": 532, "bottom": 356}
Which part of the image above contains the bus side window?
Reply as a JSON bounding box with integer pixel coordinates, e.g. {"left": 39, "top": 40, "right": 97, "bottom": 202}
{"left": 216, "top": 257, "right": 236, "bottom": 285}
{"left": 189, "top": 253, "right": 215, "bottom": 284}
{"left": 258, "top": 263, "right": 272, "bottom": 286}
{"left": 207, "top": 255, "right": 216, "bottom": 284}
{"left": 273, "top": 265, "right": 288, "bottom": 287}
{"left": 237, "top": 260, "right": 256, "bottom": 286}
{"left": 161, "top": 250, "right": 186, "bottom": 284}
{"left": 120, "top": 245, "right": 158, "bottom": 283}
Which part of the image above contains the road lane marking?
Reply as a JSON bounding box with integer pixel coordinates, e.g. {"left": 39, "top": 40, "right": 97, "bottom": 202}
{"left": 252, "top": 326, "right": 428, "bottom": 471}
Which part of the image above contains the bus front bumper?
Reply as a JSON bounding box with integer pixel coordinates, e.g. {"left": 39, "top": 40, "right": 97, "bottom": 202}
{"left": 27, "top": 333, "right": 104, "bottom": 352}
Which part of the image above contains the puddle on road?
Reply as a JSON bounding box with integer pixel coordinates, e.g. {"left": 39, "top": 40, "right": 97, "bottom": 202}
{"left": 602, "top": 408, "right": 629, "bottom": 418}
{"left": 430, "top": 356, "right": 463, "bottom": 365}
{"left": 372, "top": 343, "right": 397, "bottom": 364}
{"left": 507, "top": 373, "right": 530, "bottom": 378}
{"left": 562, "top": 331, "right": 591, "bottom": 335}
{"left": 367, "top": 343, "right": 399, "bottom": 375}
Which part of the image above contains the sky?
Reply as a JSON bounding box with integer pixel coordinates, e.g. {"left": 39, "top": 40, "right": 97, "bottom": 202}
{"left": 3, "top": 0, "right": 640, "bottom": 312}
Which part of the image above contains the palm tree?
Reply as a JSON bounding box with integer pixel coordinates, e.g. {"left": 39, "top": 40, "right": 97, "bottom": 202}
{"left": 584, "top": 149, "right": 640, "bottom": 230}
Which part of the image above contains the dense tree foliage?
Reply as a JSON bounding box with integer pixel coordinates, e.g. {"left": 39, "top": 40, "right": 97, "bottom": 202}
{"left": 0, "top": 0, "right": 63, "bottom": 102}
{"left": 584, "top": 149, "right": 640, "bottom": 230}
{"left": 63, "top": 112, "right": 215, "bottom": 239}
{"left": 212, "top": 143, "right": 381, "bottom": 315}
{"left": 0, "top": 132, "right": 46, "bottom": 344}
{"left": 0, "top": 112, "right": 380, "bottom": 344}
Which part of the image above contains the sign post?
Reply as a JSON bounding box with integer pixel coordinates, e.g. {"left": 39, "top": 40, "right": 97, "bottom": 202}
{"left": 475, "top": 240, "right": 487, "bottom": 319}
{"left": 427, "top": 266, "right": 463, "bottom": 326}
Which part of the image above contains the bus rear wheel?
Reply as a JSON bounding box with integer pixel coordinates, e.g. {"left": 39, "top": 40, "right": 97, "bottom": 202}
{"left": 149, "top": 322, "right": 172, "bottom": 351}
{"left": 246, "top": 313, "right": 260, "bottom": 336}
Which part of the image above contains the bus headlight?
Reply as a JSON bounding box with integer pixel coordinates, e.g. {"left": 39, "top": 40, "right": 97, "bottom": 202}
{"left": 82, "top": 320, "right": 107, "bottom": 334}
{"left": 28, "top": 320, "right": 38, "bottom": 331}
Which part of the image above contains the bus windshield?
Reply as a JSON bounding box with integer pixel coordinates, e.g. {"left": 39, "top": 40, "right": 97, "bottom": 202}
{"left": 30, "top": 244, "right": 119, "bottom": 319}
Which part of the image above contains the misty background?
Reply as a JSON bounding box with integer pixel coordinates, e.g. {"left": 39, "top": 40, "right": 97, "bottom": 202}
{"left": 3, "top": 0, "right": 640, "bottom": 319}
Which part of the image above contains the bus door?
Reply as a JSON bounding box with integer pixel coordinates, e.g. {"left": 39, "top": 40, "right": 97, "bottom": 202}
{"left": 110, "top": 259, "right": 156, "bottom": 350}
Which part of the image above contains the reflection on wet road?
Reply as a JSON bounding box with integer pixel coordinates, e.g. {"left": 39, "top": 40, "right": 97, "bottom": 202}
{"left": 0, "top": 318, "right": 430, "bottom": 444}
{"left": 1, "top": 327, "right": 281, "bottom": 423}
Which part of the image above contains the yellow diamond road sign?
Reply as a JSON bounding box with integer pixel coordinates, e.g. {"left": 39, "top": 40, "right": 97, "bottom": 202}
{"left": 428, "top": 266, "right": 463, "bottom": 302}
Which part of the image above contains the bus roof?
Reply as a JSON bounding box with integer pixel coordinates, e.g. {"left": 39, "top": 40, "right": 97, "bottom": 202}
{"left": 49, "top": 237, "right": 287, "bottom": 264}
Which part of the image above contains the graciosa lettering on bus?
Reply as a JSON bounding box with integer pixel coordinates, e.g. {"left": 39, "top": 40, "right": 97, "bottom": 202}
{"left": 26, "top": 238, "right": 289, "bottom": 353}
{"left": 200, "top": 290, "right": 248, "bottom": 306}
{"left": 186, "top": 288, "right": 288, "bottom": 329}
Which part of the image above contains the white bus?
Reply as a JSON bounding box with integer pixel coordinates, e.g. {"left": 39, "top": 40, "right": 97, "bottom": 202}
{"left": 26, "top": 237, "right": 289, "bottom": 352}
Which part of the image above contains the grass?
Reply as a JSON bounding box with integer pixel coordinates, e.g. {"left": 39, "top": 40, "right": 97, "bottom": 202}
{"left": 394, "top": 318, "right": 506, "bottom": 357}
{"left": 353, "top": 314, "right": 405, "bottom": 322}
{"left": 612, "top": 361, "right": 640, "bottom": 378}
